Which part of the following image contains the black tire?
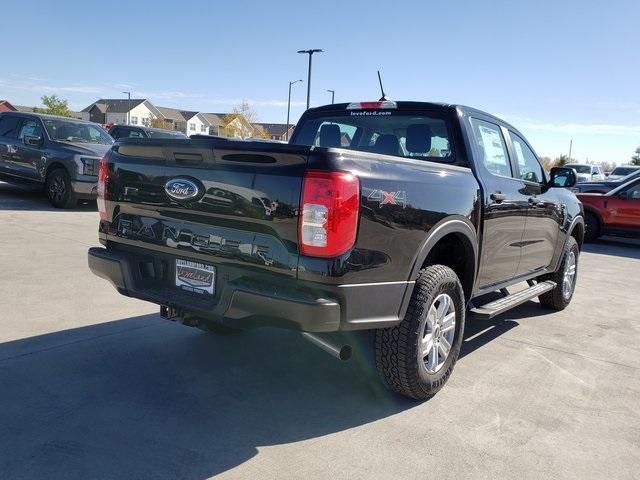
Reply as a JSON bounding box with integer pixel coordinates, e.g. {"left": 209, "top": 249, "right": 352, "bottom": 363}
{"left": 584, "top": 211, "right": 600, "bottom": 242}
{"left": 45, "top": 168, "right": 76, "bottom": 209}
{"left": 374, "top": 265, "right": 465, "bottom": 400}
{"left": 538, "top": 236, "right": 579, "bottom": 310}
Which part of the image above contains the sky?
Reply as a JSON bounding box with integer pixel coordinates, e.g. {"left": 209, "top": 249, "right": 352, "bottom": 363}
{"left": 1, "top": 0, "right": 638, "bottom": 164}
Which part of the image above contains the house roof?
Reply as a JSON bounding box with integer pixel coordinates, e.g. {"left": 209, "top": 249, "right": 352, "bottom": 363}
{"left": 0, "top": 100, "right": 17, "bottom": 111}
{"left": 14, "top": 105, "right": 35, "bottom": 112}
{"left": 253, "top": 123, "right": 295, "bottom": 136}
{"left": 81, "top": 98, "right": 147, "bottom": 113}
{"left": 156, "top": 106, "right": 185, "bottom": 122}
{"left": 201, "top": 113, "right": 227, "bottom": 127}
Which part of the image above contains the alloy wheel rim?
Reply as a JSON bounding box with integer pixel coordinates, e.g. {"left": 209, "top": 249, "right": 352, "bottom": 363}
{"left": 562, "top": 251, "right": 576, "bottom": 299}
{"left": 419, "top": 293, "right": 456, "bottom": 374}
{"left": 49, "top": 176, "right": 65, "bottom": 202}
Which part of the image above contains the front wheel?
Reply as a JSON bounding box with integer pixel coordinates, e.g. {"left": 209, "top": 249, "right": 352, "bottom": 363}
{"left": 374, "top": 265, "right": 465, "bottom": 400}
{"left": 584, "top": 212, "right": 600, "bottom": 242}
{"left": 45, "top": 168, "right": 76, "bottom": 209}
{"left": 538, "top": 236, "right": 579, "bottom": 310}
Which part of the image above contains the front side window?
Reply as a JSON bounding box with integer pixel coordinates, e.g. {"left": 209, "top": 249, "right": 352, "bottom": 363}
{"left": 18, "top": 120, "right": 44, "bottom": 140}
{"left": 621, "top": 181, "right": 640, "bottom": 200}
{"left": 470, "top": 118, "right": 511, "bottom": 177}
{"left": 510, "top": 132, "right": 545, "bottom": 183}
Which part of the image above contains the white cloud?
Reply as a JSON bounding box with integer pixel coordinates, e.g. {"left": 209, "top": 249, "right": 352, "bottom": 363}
{"left": 0, "top": 78, "right": 101, "bottom": 95}
{"left": 199, "top": 98, "right": 306, "bottom": 108}
{"left": 502, "top": 115, "right": 640, "bottom": 136}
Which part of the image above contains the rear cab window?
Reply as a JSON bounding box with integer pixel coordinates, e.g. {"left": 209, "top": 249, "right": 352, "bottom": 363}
{"left": 291, "top": 104, "right": 455, "bottom": 164}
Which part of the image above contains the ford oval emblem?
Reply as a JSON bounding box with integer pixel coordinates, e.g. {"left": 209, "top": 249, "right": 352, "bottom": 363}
{"left": 165, "top": 178, "right": 200, "bottom": 201}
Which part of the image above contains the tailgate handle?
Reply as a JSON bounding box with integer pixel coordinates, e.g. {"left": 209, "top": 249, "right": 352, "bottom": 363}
{"left": 174, "top": 152, "right": 203, "bottom": 165}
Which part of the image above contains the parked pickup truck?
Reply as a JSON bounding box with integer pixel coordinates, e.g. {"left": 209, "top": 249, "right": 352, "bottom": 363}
{"left": 0, "top": 112, "right": 113, "bottom": 207}
{"left": 88, "top": 101, "right": 584, "bottom": 400}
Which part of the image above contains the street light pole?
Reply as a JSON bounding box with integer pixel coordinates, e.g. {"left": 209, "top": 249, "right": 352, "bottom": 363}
{"left": 286, "top": 79, "right": 302, "bottom": 142}
{"left": 122, "top": 91, "right": 131, "bottom": 125}
{"left": 297, "top": 49, "right": 323, "bottom": 109}
{"left": 327, "top": 89, "right": 335, "bottom": 104}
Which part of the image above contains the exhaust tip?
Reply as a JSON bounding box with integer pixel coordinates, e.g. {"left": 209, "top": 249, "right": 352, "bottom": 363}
{"left": 339, "top": 344, "right": 352, "bottom": 361}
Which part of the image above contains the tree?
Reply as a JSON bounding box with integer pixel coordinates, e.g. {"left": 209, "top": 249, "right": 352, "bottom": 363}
{"left": 539, "top": 156, "right": 554, "bottom": 172}
{"left": 34, "top": 95, "right": 72, "bottom": 117}
{"left": 150, "top": 117, "right": 172, "bottom": 130}
{"left": 632, "top": 147, "right": 640, "bottom": 166}
{"left": 554, "top": 154, "right": 570, "bottom": 167}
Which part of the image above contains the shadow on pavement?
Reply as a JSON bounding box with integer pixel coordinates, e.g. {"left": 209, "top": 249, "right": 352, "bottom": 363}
{"left": 582, "top": 238, "right": 640, "bottom": 259}
{"left": 0, "top": 315, "right": 417, "bottom": 479}
{"left": 0, "top": 181, "right": 96, "bottom": 212}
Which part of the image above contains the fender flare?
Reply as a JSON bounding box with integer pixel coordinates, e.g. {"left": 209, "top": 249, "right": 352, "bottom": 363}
{"left": 398, "top": 217, "right": 479, "bottom": 318}
{"left": 567, "top": 213, "right": 586, "bottom": 247}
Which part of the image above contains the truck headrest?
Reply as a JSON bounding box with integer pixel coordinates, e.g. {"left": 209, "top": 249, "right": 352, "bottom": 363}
{"left": 373, "top": 134, "right": 400, "bottom": 156}
{"left": 406, "top": 124, "right": 432, "bottom": 153}
{"left": 319, "top": 124, "right": 341, "bottom": 147}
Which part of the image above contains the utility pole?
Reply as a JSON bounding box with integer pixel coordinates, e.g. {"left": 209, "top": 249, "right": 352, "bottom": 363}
{"left": 297, "top": 49, "right": 323, "bottom": 109}
{"left": 286, "top": 79, "right": 302, "bottom": 141}
{"left": 122, "top": 91, "right": 131, "bottom": 125}
{"left": 327, "top": 89, "right": 335, "bottom": 104}
{"left": 568, "top": 139, "right": 573, "bottom": 160}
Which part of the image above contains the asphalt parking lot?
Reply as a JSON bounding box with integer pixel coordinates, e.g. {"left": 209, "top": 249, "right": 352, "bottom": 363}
{"left": 0, "top": 181, "right": 639, "bottom": 480}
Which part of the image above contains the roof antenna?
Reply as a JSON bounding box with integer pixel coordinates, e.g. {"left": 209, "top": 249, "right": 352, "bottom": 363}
{"left": 377, "top": 70, "right": 389, "bottom": 101}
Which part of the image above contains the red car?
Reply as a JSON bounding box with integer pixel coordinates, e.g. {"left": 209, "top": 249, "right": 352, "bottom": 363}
{"left": 578, "top": 177, "right": 640, "bottom": 241}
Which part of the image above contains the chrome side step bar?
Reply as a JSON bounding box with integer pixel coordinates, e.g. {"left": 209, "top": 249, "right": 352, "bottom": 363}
{"left": 469, "top": 280, "right": 556, "bottom": 319}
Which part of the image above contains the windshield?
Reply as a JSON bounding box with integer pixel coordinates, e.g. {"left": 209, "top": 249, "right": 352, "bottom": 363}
{"left": 146, "top": 130, "right": 187, "bottom": 139}
{"left": 291, "top": 110, "right": 453, "bottom": 163}
{"left": 568, "top": 165, "right": 591, "bottom": 174}
{"left": 43, "top": 119, "right": 113, "bottom": 145}
{"left": 611, "top": 166, "right": 638, "bottom": 176}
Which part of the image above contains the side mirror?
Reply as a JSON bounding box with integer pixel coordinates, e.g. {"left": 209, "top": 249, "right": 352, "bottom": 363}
{"left": 549, "top": 166, "right": 577, "bottom": 188}
{"left": 616, "top": 191, "right": 629, "bottom": 199}
{"left": 24, "top": 135, "right": 43, "bottom": 147}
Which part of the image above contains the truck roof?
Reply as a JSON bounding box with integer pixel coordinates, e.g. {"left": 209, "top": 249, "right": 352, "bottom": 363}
{"left": 305, "top": 101, "right": 521, "bottom": 135}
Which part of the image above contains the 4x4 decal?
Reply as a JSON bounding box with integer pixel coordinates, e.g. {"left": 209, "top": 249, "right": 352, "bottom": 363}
{"left": 366, "top": 189, "right": 407, "bottom": 208}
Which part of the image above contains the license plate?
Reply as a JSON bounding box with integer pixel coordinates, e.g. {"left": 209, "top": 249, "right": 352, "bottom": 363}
{"left": 175, "top": 259, "right": 215, "bottom": 295}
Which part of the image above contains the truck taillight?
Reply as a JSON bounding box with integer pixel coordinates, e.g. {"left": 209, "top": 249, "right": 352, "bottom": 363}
{"left": 97, "top": 156, "right": 110, "bottom": 220}
{"left": 299, "top": 170, "right": 359, "bottom": 257}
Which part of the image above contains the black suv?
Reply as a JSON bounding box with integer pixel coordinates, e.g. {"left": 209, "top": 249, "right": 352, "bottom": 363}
{"left": 0, "top": 112, "right": 113, "bottom": 208}
{"left": 108, "top": 125, "right": 187, "bottom": 140}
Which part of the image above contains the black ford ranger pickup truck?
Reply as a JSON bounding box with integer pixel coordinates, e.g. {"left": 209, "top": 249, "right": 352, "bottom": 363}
{"left": 88, "top": 101, "right": 584, "bottom": 400}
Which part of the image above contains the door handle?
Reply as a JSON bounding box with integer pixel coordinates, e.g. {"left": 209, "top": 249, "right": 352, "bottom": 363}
{"left": 490, "top": 192, "right": 506, "bottom": 203}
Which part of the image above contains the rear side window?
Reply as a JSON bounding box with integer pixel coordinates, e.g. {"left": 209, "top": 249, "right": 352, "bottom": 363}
{"left": 510, "top": 132, "right": 545, "bottom": 183}
{"left": 0, "top": 115, "right": 21, "bottom": 138}
{"left": 292, "top": 112, "right": 453, "bottom": 162}
{"left": 470, "top": 118, "right": 511, "bottom": 177}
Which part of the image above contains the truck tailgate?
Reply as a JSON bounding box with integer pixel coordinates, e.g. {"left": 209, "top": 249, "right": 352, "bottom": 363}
{"left": 101, "top": 138, "right": 310, "bottom": 282}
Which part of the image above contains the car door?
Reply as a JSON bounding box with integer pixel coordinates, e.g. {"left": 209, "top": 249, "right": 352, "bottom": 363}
{"left": 0, "top": 114, "right": 22, "bottom": 175}
{"left": 13, "top": 117, "right": 46, "bottom": 180}
{"left": 470, "top": 118, "right": 528, "bottom": 288}
{"left": 507, "top": 131, "right": 562, "bottom": 276}
{"left": 606, "top": 179, "right": 640, "bottom": 229}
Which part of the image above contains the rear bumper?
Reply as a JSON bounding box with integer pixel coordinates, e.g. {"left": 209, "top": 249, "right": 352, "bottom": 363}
{"left": 88, "top": 246, "right": 408, "bottom": 332}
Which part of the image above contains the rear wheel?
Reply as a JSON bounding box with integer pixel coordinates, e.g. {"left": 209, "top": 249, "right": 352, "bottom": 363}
{"left": 374, "top": 265, "right": 465, "bottom": 400}
{"left": 45, "top": 168, "right": 76, "bottom": 208}
{"left": 584, "top": 211, "right": 600, "bottom": 242}
{"left": 538, "top": 236, "right": 579, "bottom": 310}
